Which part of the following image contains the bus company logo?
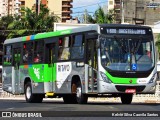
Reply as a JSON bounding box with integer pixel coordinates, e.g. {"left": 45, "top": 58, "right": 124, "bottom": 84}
{"left": 129, "top": 80, "right": 133, "bottom": 83}
{"left": 33, "top": 68, "right": 40, "bottom": 79}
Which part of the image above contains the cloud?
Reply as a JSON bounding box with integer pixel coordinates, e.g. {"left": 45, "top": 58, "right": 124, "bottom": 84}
{"left": 72, "top": 0, "right": 101, "bottom": 8}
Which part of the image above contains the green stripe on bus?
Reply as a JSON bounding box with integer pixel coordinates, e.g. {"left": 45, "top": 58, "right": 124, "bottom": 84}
{"left": 34, "top": 29, "right": 72, "bottom": 40}
{"left": 106, "top": 72, "right": 137, "bottom": 84}
{"left": 21, "top": 29, "right": 71, "bottom": 41}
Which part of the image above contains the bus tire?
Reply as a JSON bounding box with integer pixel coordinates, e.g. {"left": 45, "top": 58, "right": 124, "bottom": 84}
{"left": 120, "top": 94, "right": 133, "bottom": 104}
{"left": 76, "top": 81, "right": 88, "bottom": 104}
{"left": 24, "top": 82, "right": 43, "bottom": 103}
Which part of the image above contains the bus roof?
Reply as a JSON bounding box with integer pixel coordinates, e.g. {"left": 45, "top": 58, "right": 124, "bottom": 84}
{"left": 4, "top": 24, "right": 98, "bottom": 45}
{"left": 4, "top": 24, "right": 152, "bottom": 45}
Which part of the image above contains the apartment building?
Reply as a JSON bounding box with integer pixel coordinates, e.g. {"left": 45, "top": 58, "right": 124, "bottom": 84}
{"left": 108, "top": 0, "right": 121, "bottom": 23}
{"left": 123, "top": 0, "right": 160, "bottom": 25}
{"left": 108, "top": 0, "right": 160, "bottom": 25}
{"left": 49, "top": 0, "right": 73, "bottom": 22}
{"left": 20, "top": 0, "right": 73, "bottom": 22}
{"left": 0, "top": 0, "right": 21, "bottom": 18}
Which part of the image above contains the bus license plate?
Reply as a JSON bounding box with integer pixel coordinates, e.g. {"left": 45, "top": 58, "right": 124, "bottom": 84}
{"left": 125, "top": 89, "right": 136, "bottom": 93}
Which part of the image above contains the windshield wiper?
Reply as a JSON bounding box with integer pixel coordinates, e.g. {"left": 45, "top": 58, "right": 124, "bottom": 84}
{"left": 114, "top": 36, "right": 128, "bottom": 53}
{"left": 134, "top": 38, "right": 142, "bottom": 53}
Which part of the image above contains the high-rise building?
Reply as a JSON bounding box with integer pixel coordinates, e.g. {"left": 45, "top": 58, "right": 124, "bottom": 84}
{"left": 123, "top": 0, "right": 160, "bottom": 25}
{"left": 108, "top": 0, "right": 160, "bottom": 25}
{"left": 108, "top": 0, "right": 121, "bottom": 23}
{"left": 20, "top": 0, "right": 73, "bottom": 22}
{"left": 0, "top": 0, "right": 21, "bottom": 18}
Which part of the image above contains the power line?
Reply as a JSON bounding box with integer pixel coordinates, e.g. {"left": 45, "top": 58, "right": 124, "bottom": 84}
{"left": 72, "top": 1, "right": 107, "bottom": 9}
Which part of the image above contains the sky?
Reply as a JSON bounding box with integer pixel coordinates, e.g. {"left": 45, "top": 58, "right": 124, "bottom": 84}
{"left": 72, "top": 0, "right": 108, "bottom": 19}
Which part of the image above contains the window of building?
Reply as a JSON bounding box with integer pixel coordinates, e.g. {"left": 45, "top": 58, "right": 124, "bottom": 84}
{"left": 109, "top": 1, "right": 113, "bottom": 5}
{"left": 21, "top": 1, "right": 25, "bottom": 5}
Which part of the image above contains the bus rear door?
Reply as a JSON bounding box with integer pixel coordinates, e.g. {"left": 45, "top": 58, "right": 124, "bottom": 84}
{"left": 12, "top": 45, "right": 21, "bottom": 94}
{"left": 44, "top": 38, "right": 58, "bottom": 94}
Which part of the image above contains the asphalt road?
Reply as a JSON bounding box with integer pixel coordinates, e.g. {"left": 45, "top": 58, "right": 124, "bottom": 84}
{"left": 0, "top": 99, "right": 159, "bottom": 119}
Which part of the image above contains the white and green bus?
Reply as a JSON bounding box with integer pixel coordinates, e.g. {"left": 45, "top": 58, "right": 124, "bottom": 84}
{"left": 2, "top": 24, "right": 157, "bottom": 104}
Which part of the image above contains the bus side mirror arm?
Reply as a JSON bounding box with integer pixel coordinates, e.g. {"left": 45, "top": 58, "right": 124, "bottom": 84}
{"left": 96, "top": 38, "right": 100, "bottom": 49}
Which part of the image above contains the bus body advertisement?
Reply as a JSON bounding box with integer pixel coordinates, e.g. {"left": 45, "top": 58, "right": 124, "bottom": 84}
{"left": 2, "top": 24, "right": 157, "bottom": 104}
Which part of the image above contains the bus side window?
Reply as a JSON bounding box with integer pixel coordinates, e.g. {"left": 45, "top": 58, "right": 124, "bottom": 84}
{"left": 58, "top": 36, "right": 71, "bottom": 60}
{"left": 34, "top": 41, "right": 44, "bottom": 63}
{"left": 23, "top": 42, "right": 33, "bottom": 64}
{"left": 3, "top": 45, "right": 12, "bottom": 65}
{"left": 71, "top": 34, "right": 84, "bottom": 59}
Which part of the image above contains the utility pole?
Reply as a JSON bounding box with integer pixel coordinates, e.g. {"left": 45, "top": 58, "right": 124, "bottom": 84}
{"left": 36, "top": 0, "right": 40, "bottom": 15}
{"left": 121, "top": 0, "right": 124, "bottom": 23}
{"left": 135, "top": 0, "right": 137, "bottom": 24}
{"left": 84, "top": 9, "right": 87, "bottom": 24}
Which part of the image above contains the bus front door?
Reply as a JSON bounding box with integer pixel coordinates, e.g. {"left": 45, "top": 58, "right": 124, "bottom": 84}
{"left": 45, "top": 40, "right": 57, "bottom": 93}
{"left": 86, "top": 39, "right": 98, "bottom": 93}
{"left": 13, "top": 47, "right": 21, "bottom": 94}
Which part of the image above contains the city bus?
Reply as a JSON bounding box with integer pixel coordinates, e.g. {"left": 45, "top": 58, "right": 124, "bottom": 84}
{"left": 2, "top": 24, "right": 157, "bottom": 104}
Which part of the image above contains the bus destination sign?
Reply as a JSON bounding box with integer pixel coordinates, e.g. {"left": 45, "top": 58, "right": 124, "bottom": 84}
{"left": 106, "top": 28, "right": 146, "bottom": 35}
{"left": 100, "top": 27, "right": 152, "bottom": 35}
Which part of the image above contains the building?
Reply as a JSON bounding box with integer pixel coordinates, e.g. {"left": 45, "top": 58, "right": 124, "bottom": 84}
{"left": 107, "top": 0, "right": 115, "bottom": 11}
{"left": 20, "top": 0, "right": 73, "bottom": 22}
{"left": 48, "top": 0, "right": 73, "bottom": 22}
{"left": 107, "top": 0, "right": 160, "bottom": 25}
{"left": 0, "top": 0, "right": 21, "bottom": 18}
{"left": 108, "top": 0, "right": 121, "bottom": 23}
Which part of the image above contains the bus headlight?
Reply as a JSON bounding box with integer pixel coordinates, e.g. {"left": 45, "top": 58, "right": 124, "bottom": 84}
{"left": 100, "top": 72, "right": 112, "bottom": 83}
{"left": 148, "top": 73, "right": 157, "bottom": 84}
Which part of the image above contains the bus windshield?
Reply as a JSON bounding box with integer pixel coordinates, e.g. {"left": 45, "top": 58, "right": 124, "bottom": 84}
{"left": 100, "top": 35, "right": 154, "bottom": 71}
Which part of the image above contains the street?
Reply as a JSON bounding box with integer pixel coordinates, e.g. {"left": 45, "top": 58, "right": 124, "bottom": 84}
{"left": 0, "top": 98, "right": 160, "bottom": 116}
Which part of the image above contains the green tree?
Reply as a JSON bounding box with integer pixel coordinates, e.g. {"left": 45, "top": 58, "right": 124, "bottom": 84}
{"left": 7, "top": 4, "right": 59, "bottom": 38}
{"left": 0, "top": 15, "right": 14, "bottom": 40}
{"left": 86, "top": 6, "right": 114, "bottom": 24}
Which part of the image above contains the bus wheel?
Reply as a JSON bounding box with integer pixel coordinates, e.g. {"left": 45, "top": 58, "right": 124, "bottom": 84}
{"left": 76, "top": 82, "right": 88, "bottom": 104}
{"left": 25, "top": 82, "right": 43, "bottom": 103}
{"left": 120, "top": 94, "right": 133, "bottom": 104}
